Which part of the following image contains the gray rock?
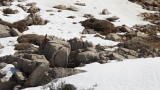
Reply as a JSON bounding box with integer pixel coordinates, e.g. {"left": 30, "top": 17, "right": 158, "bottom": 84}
{"left": 75, "top": 3, "right": 86, "bottom": 6}
{"left": 109, "top": 53, "right": 125, "bottom": 61}
{"left": 32, "top": 14, "right": 46, "bottom": 25}
{"left": 106, "top": 16, "right": 119, "bottom": 22}
{"left": 25, "top": 62, "right": 49, "bottom": 87}
{"left": 10, "top": 28, "right": 22, "bottom": 36}
{"left": 106, "top": 33, "right": 121, "bottom": 41}
{"left": 13, "top": 71, "right": 27, "bottom": 83}
{"left": 82, "top": 29, "right": 96, "bottom": 34}
{"left": 0, "top": 43, "right": 3, "bottom": 49}
{"left": 119, "top": 25, "right": 132, "bottom": 32}
{"left": 0, "top": 62, "right": 7, "bottom": 69}
{"left": 102, "top": 9, "right": 110, "bottom": 15}
{"left": 27, "top": 5, "right": 40, "bottom": 13}
{"left": 76, "top": 51, "right": 98, "bottom": 63}
{"left": 0, "top": 24, "right": 10, "bottom": 38}
{"left": 0, "top": 70, "right": 5, "bottom": 78}
{"left": 83, "top": 14, "right": 94, "bottom": 18}
{"left": 53, "top": 5, "right": 67, "bottom": 10}
{"left": 49, "top": 67, "right": 85, "bottom": 78}
{"left": 0, "top": 77, "right": 16, "bottom": 90}
{"left": 43, "top": 37, "right": 71, "bottom": 67}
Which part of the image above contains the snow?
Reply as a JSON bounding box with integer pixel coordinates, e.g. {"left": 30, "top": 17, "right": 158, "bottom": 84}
{"left": 0, "top": 37, "right": 17, "bottom": 57}
{"left": 0, "top": 0, "right": 158, "bottom": 90}
{"left": 25, "top": 58, "right": 160, "bottom": 90}
{"left": 1, "top": 64, "right": 19, "bottom": 78}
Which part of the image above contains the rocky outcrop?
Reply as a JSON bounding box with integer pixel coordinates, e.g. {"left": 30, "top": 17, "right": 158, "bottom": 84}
{"left": 0, "top": 24, "right": 10, "bottom": 38}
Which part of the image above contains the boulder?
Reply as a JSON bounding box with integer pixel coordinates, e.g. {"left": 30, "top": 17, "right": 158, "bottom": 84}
{"left": 109, "top": 53, "right": 125, "bottom": 61}
{"left": 0, "top": 70, "right": 5, "bottom": 78}
{"left": 0, "top": 43, "right": 3, "bottom": 49}
{"left": 106, "top": 16, "right": 119, "bottom": 22}
{"left": 43, "top": 36, "right": 71, "bottom": 67}
{"left": 53, "top": 5, "right": 67, "bottom": 10}
{"left": 25, "top": 62, "right": 49, "bottom": 87}
{"left": 82, "top": 29, "right": 96, "bottom": 34}
{"left": 102, "top": 9, "right": 110, "bottom": 15}
{"left": 31, "top": 14, "right": 46, "bottom": 25}
{"left": 68, "top": 38, "right": 93, "bottom": 51}
{"left": 76, "top": 51, "right": 98, "bottom": 63}
{"left": 13, "top": 71, "right": 27, "bottom": 83}
{"left": 0, "top": 77, "right": 16, "bottom": 90}
{"left": 0, "top": 62, "right": 7, "bottom": 69}
{"left": 0, "top": 24, "right": 10, "bottom": 38}
{"left": 119, "top": 25, "right": 133, "bottom": 32}
{"left": 49, "top": 67, "right": 85, "bottom": 78}
{"left": 106, "top": 33, "right": 121, "bottom": 41}
{"left": 10, "top": 28, "right": 22, "bottom": 36}
{"left": 27, "top": 5, "right": 40, "bottom": 13}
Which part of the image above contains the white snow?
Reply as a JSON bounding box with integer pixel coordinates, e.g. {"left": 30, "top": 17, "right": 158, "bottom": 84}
{"left": 1, "top": 64, "right": 19, "bottom": 78}
{"left": 25, "top": 58, "right": 160, "bottom": 90}
{"left": 0, "top": 0, "right": 158, "bottom": 90}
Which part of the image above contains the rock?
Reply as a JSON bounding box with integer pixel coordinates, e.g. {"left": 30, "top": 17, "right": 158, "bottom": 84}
{"left": 0, "top": 77, "right": 16, "bottom": 90}
{"left": 27, "top": 5, "right": 40, "bottom": 13}
{"left": 0, "top": 43, "right": 3, "bottom": 49}
{"left": 0, "top": 70, "right": 5, "bottom": 78}
{"left": 25, "top": 62, "right": 49, "bottom": 87}
{"left": 106, "top": 16, "right": 119, "bottom": 22}
{"left": 67, "top": 16, "right": 76, "bottom": 19}
{"left": 75, "top": 3, "right": 86, "bottom": 6}
{"left": 83, "top": 14, "right": 94, "bottom": 18}
{"left": 31, "top": 14, "right": 47, "bottom": 25}
{"left": 136, "top": 31, "right": 148, "bottom": 37}
{"left": 68, "top": 38, "right": 93, "bottom": 51}
{"left": 117, "top": 47, "right": 137, "bottom": 57}
{"left": 18, "top": 0, "right": 26, "bottom": 2}
{"left": 106, "top": 33, "right": 121, "bottom": 41}
{"left": 67, "top": 6, "right": 78, "bottom": 11}
{"left": 76, "top": 51, "right": 98, "bottom": 63}
{"left": 94, "top": 33, "right": 105, "bottom": 39}
{"left": 43, "top": 36, "right": 71, "bottom": 67}
{"left": 82, "top": 29, "right": 96, "bottom": 34}
{"left": 10, "top": 28, "right": 22, "bottom": 36}
{"left": 109, "top": 53, "right": 125, "bottom": 61}
{"left": 0, "top": 62, "right": 7, "bottom": 69}
{"left": 49, "top": 67, "right": 85, "bottom": 78}
{"left": 138, "top": 47, "right": 150, "bottom": 58}
{"left": 13, "top": 71, "right": 27, "bottom": 83}
{"left": 13, "top": 85, "right": 22, "bottom": 90}
{"left": 102, "top": 9, "right": 110, "bottom": 15}
{"left": 119, "top": 25, "right": 133, "bottom": 32}
{"left": 0, "top": 55, "right": 18, "bottom": 64}
{"left": 0, "top": 24, "right": 10, "bottom": 38}
{"left": 2, "top": 1, "right": 11, "bottom": 6}
{"left": 3, "top": 8, "right": 18, "bottom": 14}
{"left": 53, "top": 5, "right": 67, "bottom": 10}
{"left": 17, "top": 4, "right": 27, "bottom": 11}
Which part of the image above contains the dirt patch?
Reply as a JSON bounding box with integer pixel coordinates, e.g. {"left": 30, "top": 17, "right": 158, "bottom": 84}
{"left": 17, "top": 34, "right": 44, "bottom": 46}
{"left": 81, "top": 18, "right": 118, "bottom": 35}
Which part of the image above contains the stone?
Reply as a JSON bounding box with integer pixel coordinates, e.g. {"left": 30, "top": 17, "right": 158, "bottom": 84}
{"left": 25, "top": 62, "right": 49, "bottom": 87}
{"left": 119, "top": 25, "right": 133, "bottom": 32}
{"left": 82, "top": 29, "right": 96, "bottom": 34}
{"left": 106, "top": 16, "right": 119, "bottom": 22}
{"left": 0, "top": 24, "right": 10, "bottom": 38}
{"left": 0, "top": 70, "right": 5, "bottom": 78}
{"left": 75, "top": 3, "right": 86, "bottom": 6}
{"left": 53, "top": 5, "right": 67, "bottom": 10}
{"left": 102, "top": 9, "right": 110, "bottom": 15}
{"left": 49, "top": 67, "right": 85, "bottom": 78}
{"left": 106, "top": 33, "right": 121, "bottom": 41}
{"left": 76, "top": 51, "right": 98, "bottom": 63}
{"left": 0, "top": 62, "right": 7, "bottom": 69}
{"left": 67, "top": 6, "right": 78, "bottom": 11}
{"left": 43, "top": 37, "right": 71, "bottom": 67}
{"left": 10, "top": 28, "right": 22, "bottom": 36}
{"left": 18, "top": 0, "right": 26, "bottom": 2}
{"left": 83, "top": 14, "right": 94, "bottom": 18}
{"left": 109, "top": 53, "right": 125, "bottom": 61}
{"left": 31, "top": 14, "right": 46, "bottom": 25}
{"left": 0, "top": 77, "right": 16, "bottom": 90}
{"left": 13, "top": 71, "right": 27, "bottom": 83}
{"left": 0, "top": 43, "right": 3, "bottom": 49}
{"left": 27, "top": 5, "right": 40, "bottom": 13}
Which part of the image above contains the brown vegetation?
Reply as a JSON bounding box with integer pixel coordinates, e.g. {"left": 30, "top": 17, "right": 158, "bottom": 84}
{"left": 17, "top": 34, "right": 44, "bottom": 46}
{"left": 14, "top": 43, "right": 34, "bottom": 50}
{"left": 81, "top": 18, "right": 118, "bottom": 35}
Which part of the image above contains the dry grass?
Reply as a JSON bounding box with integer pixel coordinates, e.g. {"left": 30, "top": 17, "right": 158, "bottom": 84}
{"left": 81, "top": 18, "right": 118, "bottom": 35}
{"left": 14, "top": 43, "right": 34, "bottom": 50}
{"left": 17, "top": 34, "right": 44, "bottom": 46}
